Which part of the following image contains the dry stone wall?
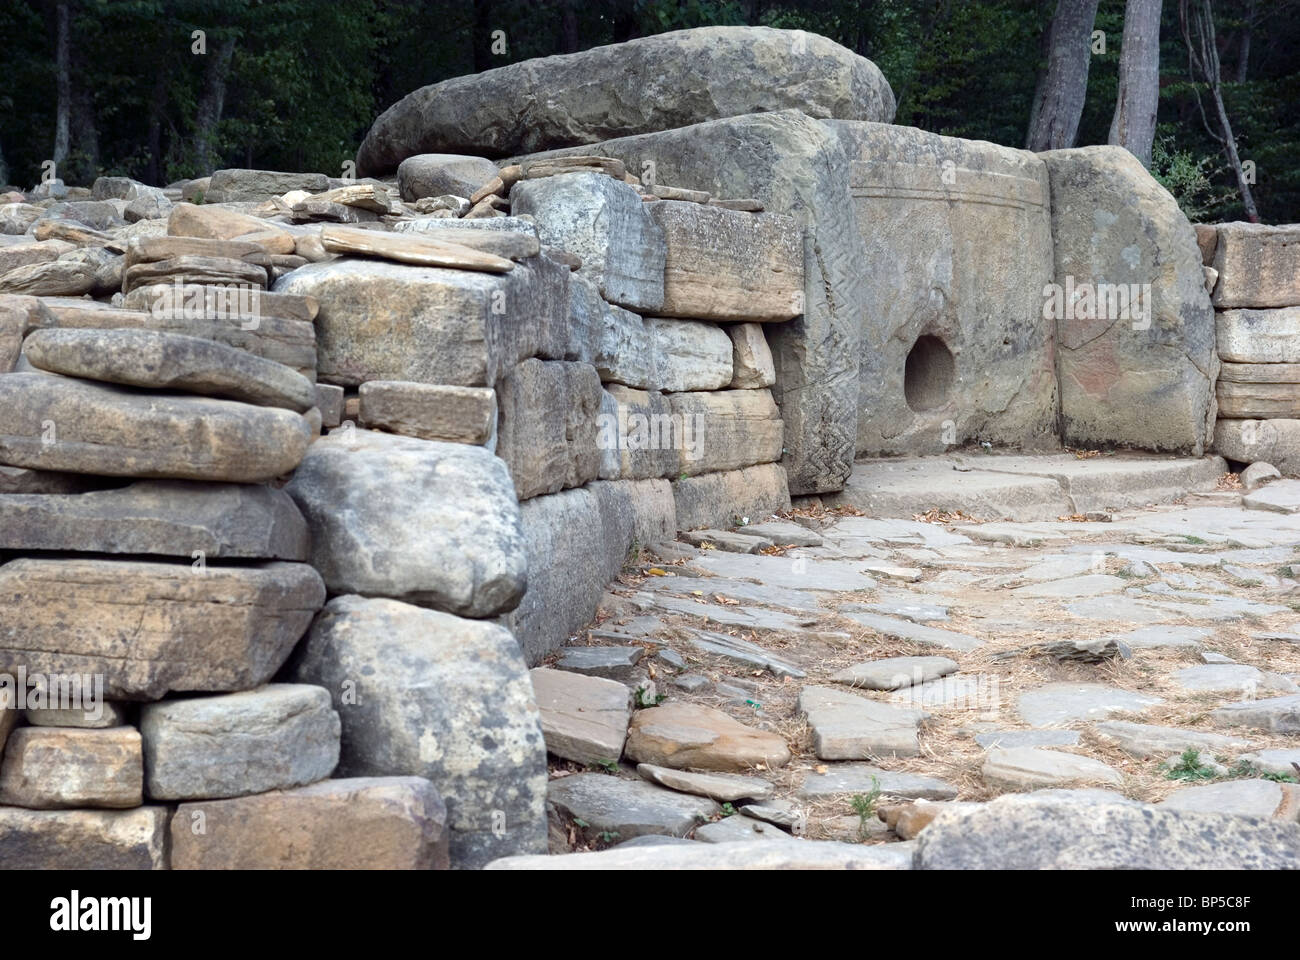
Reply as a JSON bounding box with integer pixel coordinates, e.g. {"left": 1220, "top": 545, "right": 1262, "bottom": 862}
{"left": 1204, "top": 222, "right": 1300, "bottom": 473}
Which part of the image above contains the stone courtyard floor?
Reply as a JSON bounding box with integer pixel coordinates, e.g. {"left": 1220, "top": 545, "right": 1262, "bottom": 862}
{"left": 528, "top": 466, "right": 1300, "bottom": 864}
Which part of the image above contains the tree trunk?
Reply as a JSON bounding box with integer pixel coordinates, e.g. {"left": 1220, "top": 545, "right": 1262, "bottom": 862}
{"left": 1179, "top": 0, "right": 1259, "bottom": 221}
{"left": 473, "top": 0, "right": 495, "bottom": 72}
{"left": 191, "top": 35, "right": 236, "bottom": 177}
{"left": 146, "top": 62, "right": 170, "bottom": 185}
{"left": 1026, "top": 0, "right": 1101, "bottom": 150}
{"left": 1234, "top": 0, "right": 1255, "bottom": 83}
{"left": 560, "top": 0, "right": 579, "bottom": 52}
{"left": 1109, "top": 0, "right": 1163, "bottom": 167}
{"left": 52, "top": 1, "right": 71, "bottom": 173}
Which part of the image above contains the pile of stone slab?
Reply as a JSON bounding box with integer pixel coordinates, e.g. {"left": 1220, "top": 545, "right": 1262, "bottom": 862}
{"left": 0, "top": 182, "right": 517, "bottom": 869}
{"left": 1203, "top": 222, "right": 1300, "bottom": 475}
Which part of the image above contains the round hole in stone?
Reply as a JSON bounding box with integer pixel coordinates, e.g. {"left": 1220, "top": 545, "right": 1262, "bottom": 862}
{"left": 903, "top": 334, "right": 955, "bottom": 413}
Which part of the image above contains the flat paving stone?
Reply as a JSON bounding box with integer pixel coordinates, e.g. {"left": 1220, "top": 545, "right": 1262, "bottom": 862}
{"left": 798, "top": 685, "right": 927, "bottom": 759}
{"left": 1172, "top": 664, "right": 1299, "bottom": 696}
{"left": 1018, "top": 682, "right": 1163, "bottom": 727}
{"left": 693, "top": 814, "right": 796, "bottom": 843}
{"left": 691, "top": 552, "right": 878, "bottom": 592}
{"left": 842, "top": 612, "right": 982, "bottom": 653}
{"left": 890, "top": 675, "right": 1000, "bottom": 711}
{"left": 738, "top": 799, "right": 803, "bottom": 830}
{"left": 680, "top": 529, "right": 773, "bottom": 553}
{"left": 1238, "top": 748, "right": 1300, "bottom": 777}
{"left": 546, "top": 773, "right": 719, "bottom": 841}
{"left": 797, "top": 764, "right": 958, "bottom": 801}
{"left": 1114, "top": 625, "right": 1212, "bottom": 650}
{"left": 530, "top": 668, "right": 630, "bottom": 766}
{"left": 974, "top": 729, "right": 1082, "bottom": 750}
{"left": 1092, "top": 720, "right": 1254, "bottom": 759}
{"left": 635, "top": 763, "right": 774, "bottom": 803}
{"left": 740, "top": 520, "right": 823, "bottom": 546}
{"left": 554, "top": 645, "right": 644, "bottom": 681}
{"left": 831, "top": 656, "right": 958, "bottom": 691}
{"left": 1242, "top": 480, "right": 1300, "bottom": 514}
{"left": 1011, "top": 575, "right": 1126, "bottom": 598}
{"left": 1159, "top": 779, "right": 1299, "bottom": 820}
{"left": 642, "top": 575, "right": 823, "bottom": 614}
{"left": 680, "top": 629, "right": 806, "bottom": 678}
{"left": 1064, "top": 596, "right": 1175, "bottom": 623}
{"left": 853, "top": 598, "right": 950, "bottom": 622}
{"left": 1212, "top": 694, "right": 1300, "bottom": 733}
{"left": 982, "top": 747, "right": 1123, "bottom": 790}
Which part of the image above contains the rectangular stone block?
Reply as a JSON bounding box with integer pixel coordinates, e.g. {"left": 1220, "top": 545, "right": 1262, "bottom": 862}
{"left": 510, "top": 172, "right": 665, "bottom": 312}
{"left": 1219, "top": 362, "right": 1300, "bottom": 383}
{"left": 315, "top": 382, "right": 345, "bottom": 427}
{"left": 1216, "top": 380, "right": 1300, "bottom": 419}
{"left": 0, "top": 806, "right": 170, "bottom": 869}
{"left": 729, "top": 322, "right": 776, "bottom": 388}
{"left": 667, "top": 389, "right": 784, "bottom": 477}
{"left": 359, "top": 380, "right": 496, "bottom": 445}
{"left": 0, "top": 558, "right": 325, "bottom": 700}
{"left": 36, "top": 298, "right": 317, "bottom": 377}
{"left": 599, "top": 385, "right": 680, "bottom": 480}
{"left": 0, "top": 726, "right": 143, "bottom": 809}
{"left": 274, "top": 254, "right": 569, "bottom": 387}
{"left": 594, "top": 300, "right": 655, "bottom": 388}
{"left": 508, "top": 486, "right": 633, "bottom": 664}
{"left": 647, "top": 317, "right": 732, "bottom": 390}
{"left": 1217, "top": 307, "right": 1300, "bottom": 363}
{"left": 170, "top": 777, "right": 449, "bottom": 869}
{"left": 530, "top": 667, "right": 630, "bottom": 766}
{"left": 1212, "top": 223, "right": 1300, "bottom": 308}
{"left": 496, "top": 359, "right": 603, "bottom": 500}
{"left": 672, "top": 462, "right": 791, "bottom": 530}
{"left": 647, "top": 200, "right": 803, "bottom": 322}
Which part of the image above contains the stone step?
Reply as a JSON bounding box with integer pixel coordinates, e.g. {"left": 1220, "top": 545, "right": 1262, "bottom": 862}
{"left": 824, "top": 453, "right": 1227, "bottom": 521}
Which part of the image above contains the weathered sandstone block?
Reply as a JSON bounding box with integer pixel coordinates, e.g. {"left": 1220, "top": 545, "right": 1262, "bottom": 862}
{"left": 23, "top": 328, "right": 315, "bottom": 411}
{"left": 288, "top": 595, "right": 547, "bottom": 869}
{"left": 356, "top": 26, "right": 895, "bottom": 173}
{"left": 358, "top": 380, "right": 496, "bottom": 445}
{"left": 0, "top": 373, "right": 311, "bottom": 482}
{"left": 1041, "top": 146, "right": 1216, "bottom": 454}
{"left": 0, "top": 480, "right": 309, "bottom": 560}
{"left": 170, "top": 777, "right": 449, "bottom": 870}
{"left": 0, "top": 727, "right": 143, "bottom": 809}
{"left": 285, "top": 428, "right": 525, "bottom": 616}
{"left": 0, "top": 558, "right": 325, "bottom": 700}
{"left": 667, "top": 389, "right": 783, "bottom": 476}
{"left": 672, "top": 462, "right": 791, "bottom": 530}
{"left": 510, "top": 172, "right": 665, "bottom": 311}
{"left": 0, "top": 807, "right": 169, "bottom": 869}
{"left": 274, "top": 255, "right": 568, "bottom": 386}
{"left": 495, "top": 359, "right": 602, "bottom": 499}
{"left": 647, "top": 201, "right": 803, "bottom": 322}
{"left": 140, "top": 685, "right": 339, "bottom": 800}
{"left": 1212, "top": 223, "right": 1300, "bottom": 309}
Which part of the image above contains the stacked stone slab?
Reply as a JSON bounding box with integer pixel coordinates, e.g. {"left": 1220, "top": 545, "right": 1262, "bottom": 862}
{"left": 1204, "top": 223, "right": 1300, "bottom": 474}
{"left": 499, "top": 164, "right": 798, "bottom": 661}
{"left": 0, "top": 184, "right": 463, "bottom": 870}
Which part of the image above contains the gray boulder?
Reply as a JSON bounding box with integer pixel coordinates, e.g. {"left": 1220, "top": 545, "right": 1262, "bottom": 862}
{"left": 355, "top": 26, "right": 895, "bottom": 173}
{"left": 1040, "top": 146, "right": 1217, "bottom": 454}
{"left": 285, "top": 428, "right": 526, "bottom": 617}
{"left": 288, "top": 595, "right": 548, "bottom": 869}
{"left": 915, "top": 792, "right": 1300, "bottom": 869}
{"left": 397, "top": 153, "right": 499, "bottom": 201}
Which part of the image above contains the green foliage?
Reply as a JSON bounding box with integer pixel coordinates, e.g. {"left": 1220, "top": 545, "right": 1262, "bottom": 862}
{"left": 848, "top": 778, "right": 882, "bottom": 838}
{"left": 720, "top": 802, "right": 737, "bottom": 817}
{"left": 1150, "top": 130, "right": 1225, "bottom": 222}
{"left": 634, "top": 686, "right": 667, "bottom": 709}
{"left": 1164, "top": 749, "right": 1219, "bottom": 782}
{"left": 588, "top": 758, "right": 619, "bottom": 774}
